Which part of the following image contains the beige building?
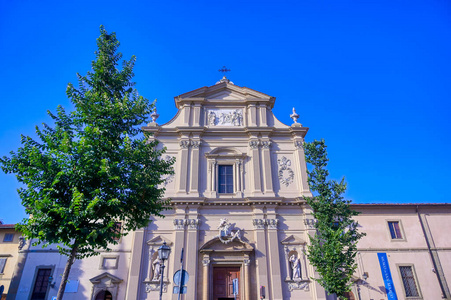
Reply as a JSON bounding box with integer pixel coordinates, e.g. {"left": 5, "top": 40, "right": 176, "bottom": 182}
{"left": 8, "top": 78, "right": 451, "bottom": 300}
{"left": 0, "top": 223, "right": 23, "bottom": 300}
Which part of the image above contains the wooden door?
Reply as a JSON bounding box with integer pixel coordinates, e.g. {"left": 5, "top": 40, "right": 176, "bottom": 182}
{"left": 213, "top": 267, "right": 240, "bottom": 300}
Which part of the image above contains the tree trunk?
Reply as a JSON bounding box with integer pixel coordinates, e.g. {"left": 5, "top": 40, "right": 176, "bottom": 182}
{"left": 56, "top": 244, "right": 78, "bottom": 300}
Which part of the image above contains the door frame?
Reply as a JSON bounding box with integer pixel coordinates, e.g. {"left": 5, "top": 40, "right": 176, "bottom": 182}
{"left": 212, "top": 265, "right": 241, "bottom": 300}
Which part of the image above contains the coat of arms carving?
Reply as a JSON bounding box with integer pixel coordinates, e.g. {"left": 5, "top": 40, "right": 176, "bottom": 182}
{"left": 278, "top": 156, "right": 294, "bottom": 186}
{"left": 216, "top": 218, "right": 243, "bottom": 244}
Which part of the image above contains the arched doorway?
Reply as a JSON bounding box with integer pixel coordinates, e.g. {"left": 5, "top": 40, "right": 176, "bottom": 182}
{"left": 95, "top": 290, "right": 112, "bottom": 300}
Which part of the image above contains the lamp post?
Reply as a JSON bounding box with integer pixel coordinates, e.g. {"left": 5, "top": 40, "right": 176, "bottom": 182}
{"left": 158, "top": 241, "right": 171, "bottom": 300}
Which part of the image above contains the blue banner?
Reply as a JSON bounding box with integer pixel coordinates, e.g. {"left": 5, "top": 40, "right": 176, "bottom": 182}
{"left": 377, "top": 253, "right": 398, "bottom": 300}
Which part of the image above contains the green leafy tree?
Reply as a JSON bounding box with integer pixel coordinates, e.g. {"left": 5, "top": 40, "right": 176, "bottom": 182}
{"left": 304, "top": 140, "right": 365, "bottom": 299}
{"left": 0, "top": 26, "right": 173, "bottom": 300}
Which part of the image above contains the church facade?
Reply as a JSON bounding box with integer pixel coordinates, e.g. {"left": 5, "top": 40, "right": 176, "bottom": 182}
{"left": 7, "top": 78, "right": 451, "bottom": 300}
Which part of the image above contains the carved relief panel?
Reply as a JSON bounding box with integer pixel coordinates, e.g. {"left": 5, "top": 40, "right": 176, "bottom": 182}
{"left": 206, "top": 109, "right": 244, "bottom": 127}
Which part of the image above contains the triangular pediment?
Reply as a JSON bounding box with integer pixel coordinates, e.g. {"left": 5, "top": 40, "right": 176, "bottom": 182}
{"left": 90, "top": 272, "right": 122, "bottom": 284}
{"left": 200, "top": 237, "right": 253, "bottom": 252}
{"left": 176, "top": 81, "right": 273, "bottom": 101}
{"left": 206, "top": 90, "right": 246, "bottom": 100}
{"left": 147, "top": 235, "right": 173, "bottom": 246}
{"left": 280, "top": 235, "right": 306, "bottom": 245}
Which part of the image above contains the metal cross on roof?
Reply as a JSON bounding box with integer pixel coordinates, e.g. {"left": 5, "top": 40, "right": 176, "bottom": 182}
{"left": 218, "top": 66, "right": 231, "bottom": 74}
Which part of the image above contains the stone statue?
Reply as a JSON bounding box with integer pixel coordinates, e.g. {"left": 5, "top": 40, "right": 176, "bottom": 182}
{"left": 289, "top": 254, "right": 301, "bottom": 280}
{"left": 152, "top": 257, "right": 163, "bottom": 281}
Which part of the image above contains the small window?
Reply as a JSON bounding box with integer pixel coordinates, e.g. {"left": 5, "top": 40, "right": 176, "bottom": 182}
{"left": 218, "top": 165, "right": 233, "bottom": 194}
{"left": 399, "top": 265, "right": 420, "bottom": 297}
{"left": 0, "top": 258, "right": 7, "bottom": 273}
{"left": 3, "top": 233, "right": 14, "bottom": 242}
{"left": 388, "top": 221, "right": 403, "bottom": 239}
{"left": 101, "top": 256, "right": 118, "bottom": 269}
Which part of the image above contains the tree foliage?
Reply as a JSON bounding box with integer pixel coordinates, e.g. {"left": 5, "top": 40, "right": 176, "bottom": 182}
{"left": 0, "top": 26, "right": 173, "bottom": 299}
{"left": 304, "top": 140, "right": 365, "bottom": 299}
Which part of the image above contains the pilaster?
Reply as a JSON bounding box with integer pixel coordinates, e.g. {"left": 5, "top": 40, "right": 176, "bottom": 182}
{"left": 260, "top": 139, "right": 275, "bottom": 196}
{"left": 177, "top": 138, "right": 190, "bottom": 195}
{"left": 125, "top": 228, "right": 145, "bottom": 299}
{"left": 171, "top": 206, "right": 187, "bottom": 300}
{"left": 189, "top": 139, "right": 201, "bottom": 196}
{"left": 258, "top": 104, "right": 268, "bottom": 126}
{"left": 293, "top": 139, "right": 311, "bottom": 196}
{"left": 202, "top": 254, "right": 210, "bottom": 300}
{"left": 253, "top": 206, "right": 270, "bottom": 299}
{"left": 249, "top": 139, "right": 262, "bottom": 195}
{"left": 185, "top": 206, "right": 200, "bottom": 300}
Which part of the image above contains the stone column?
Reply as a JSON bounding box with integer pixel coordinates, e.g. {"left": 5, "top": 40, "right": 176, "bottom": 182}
{"left": 260, "top": 140, "right": 275, "bottom": 196}
{"left": 190, "top": 139, "right": 201, "bottom": 196}
{"left": 249, "top": 140, "right": 262, "bottom": 195}
{"left": 244, "top": 256, "right": 251, "bottom": 300}
{"left": 177, "top": 139, "right": 190, "bottom": 194}
{"left": 202, "top": 254, "right": 210, "bottom": 300}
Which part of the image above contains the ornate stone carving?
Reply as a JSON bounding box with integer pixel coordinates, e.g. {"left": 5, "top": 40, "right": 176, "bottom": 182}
{"left": 150, "top": 108, "right": 159, "bottom": 123}
{"left": 18, "top": 236, "right": 25, "bottom": 250}
{"left": 202, "top": 259, "right": 210, "bottom": 266}
{"left": 216, "top": 218, "right": 243, "bottom": 244}
{"left": 244, "top": 259, "right": 251, "bottom": 266}
{"left": 278, "top": 156, "right": 294, "bottom": 187}
{"left": 146, "top": 283, "right": 167, "bottom": 293}
{"left": 173, "top": 219, "right": 186, "bottom": 230}
{"left": 191, "top": 140, "right": 201, "bottom": 148}
{"left": 249, "top": 141, "right": 259, "bottom": 149}
{"left": 179, "top": 140, "right": 190, "bottom": 148}
{"left": 208, "top": 111, "right": 217, "bottom": 126}
{"left": 252, "top": 219, "right": 266, "bottom": 229}
{"left": 187, "top": 219, "right": 200, "bottom": 230}
{"left": 294, "top": 141, "right": 303, "bottom": 149}
{"left": 260, "top": 141, "right": 271, "bottom": 149}
{"left": 304, "top": 219, "right": 316, "bottom": 229}
{"left": 290, "top": 107, "right": 300, "bottom": 124}
{"left": 207, "top": 109, "right": 243, "bottom": 126}
{"left": 288, "top": 281, "right": 309, "bottom": 291}
{"left": 266, "top": 219, "right": 279, "bottom": 229}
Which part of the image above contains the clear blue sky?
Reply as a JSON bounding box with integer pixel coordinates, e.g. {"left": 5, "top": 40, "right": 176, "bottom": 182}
{"left": 1, "top": 0, "right": 450, "bottom": 224}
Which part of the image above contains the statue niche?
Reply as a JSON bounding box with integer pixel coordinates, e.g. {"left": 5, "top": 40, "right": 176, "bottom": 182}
{"left": 288, "top": 251, "right": 302, "bottom": 280}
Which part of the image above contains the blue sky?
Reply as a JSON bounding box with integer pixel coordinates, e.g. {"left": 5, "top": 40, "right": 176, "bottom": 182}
{"left": 1, "top": 0, "right": 450, "bottom": 224}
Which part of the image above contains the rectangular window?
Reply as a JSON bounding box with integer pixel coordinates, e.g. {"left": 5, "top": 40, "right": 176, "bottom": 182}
{"left": 388, "top": 221, "right": 403, "bottom": 239}
{"left": 218, "top": 165, "right": 233, "bottom": 194}
{"left": 0, "top": 258, "right": 6, "bottom": 273}
{"left": 399, "top": 266, "right": 420, "bottom": 297}
{"left": 31, "top": 268, "right": 51, "bottom": 300}
{"left": 3, "top": 233, "right": 14, "bottom": 242}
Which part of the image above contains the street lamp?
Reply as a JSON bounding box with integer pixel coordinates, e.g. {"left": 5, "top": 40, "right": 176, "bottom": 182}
{"left": 158, "top": 241, "right": 171, "bottom": 300}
